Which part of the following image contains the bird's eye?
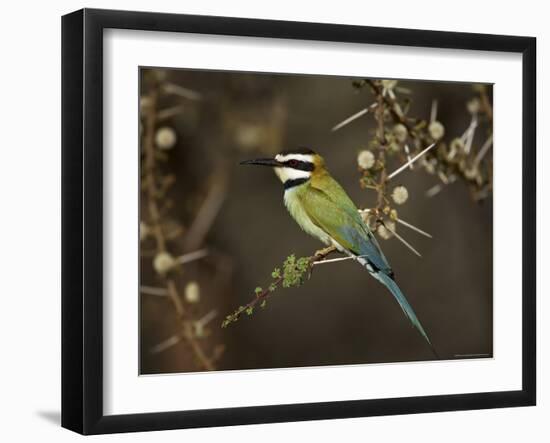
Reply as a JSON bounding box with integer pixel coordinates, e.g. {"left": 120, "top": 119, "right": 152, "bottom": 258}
{"left": 288, "top": 160, "right": 299, "bottom": 167}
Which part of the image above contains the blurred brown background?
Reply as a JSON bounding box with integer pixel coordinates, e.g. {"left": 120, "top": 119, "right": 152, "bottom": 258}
{"left": 139, "top": 68, "right": 493, "bottom": 374}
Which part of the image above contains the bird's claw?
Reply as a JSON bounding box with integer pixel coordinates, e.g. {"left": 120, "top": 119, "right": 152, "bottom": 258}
{"left": 314, "top": 245, "right": 336, "bottom": 258}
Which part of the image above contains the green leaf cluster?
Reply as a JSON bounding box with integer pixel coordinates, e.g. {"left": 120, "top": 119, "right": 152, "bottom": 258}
{"left": 281, "top": 254, "right": 311, "bottom": 288}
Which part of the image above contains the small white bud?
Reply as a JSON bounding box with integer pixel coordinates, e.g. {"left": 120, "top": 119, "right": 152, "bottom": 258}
{"left": 357, "top": 150, "right": 375, "bottom": 170}
{"left": 184, "top": 281, "right": 201, "bottom": 304}
{"left": 392, "top": 186, "right": 409, "bottom": 205}
{"left": 194, "top": 322, "right": 205, "bottom": 338}
{"left": 154, "top": 69, "right": 167, "bottom": 82}
{"left": 423, "top": 158, "right": 436, "bottom": 175}
{"left": 467, "top": 98, "right": 481, "bottom": 114}
{"left": 428, "top": 121, "right": 445, "bottom": 140}
{"left": 389, "top": 142, "right": 400, "bottom": 153}
{"left": 464, "top": 166, "right": 478, "bottom": 180}
{"left": 381, "top": 79, "right": 398, "bottom": 90}
{"left": 140, "top": 96, "right": 152, "bottom": 113}
{"left": 140, "top": 221, "right": 150, "bottom": 241}
{"left": 153, "top": 251, "right": 176, "bottom": 274}
{"left": 155, "top": 127, "right": 177, "bottom": 150}
{"left": 450, "top": 137, "right": 465, "bottom": 153}
{"left": 359, "top": 210, "right": 377, "bottom": 230}
{"left": 236, "top": 124, "right": 262, "bottom": 150}
{"left": 393, "top": 123, "right": 408, "bottom": 143}
{"left": 377, "top": 221, "right": 396, "bottom": 240}
{"left": 472, "top": 84, "right": 485, "bottom": 93}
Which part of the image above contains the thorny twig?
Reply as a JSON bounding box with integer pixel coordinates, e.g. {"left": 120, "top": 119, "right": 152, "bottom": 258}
{"left": 356, "top": 78, "right": 493, "bottom": 232}
{"left": 222, "top": 246, "right": 337, "bottom": 327}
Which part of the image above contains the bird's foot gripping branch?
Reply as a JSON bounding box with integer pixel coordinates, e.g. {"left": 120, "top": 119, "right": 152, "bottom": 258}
{"left": 221, "top": 246, "right": 337, "bottom": 327}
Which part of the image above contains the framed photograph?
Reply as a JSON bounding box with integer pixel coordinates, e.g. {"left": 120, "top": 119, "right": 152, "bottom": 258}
{"left": 62, "top": 8, "right": 536, "bottom": 434}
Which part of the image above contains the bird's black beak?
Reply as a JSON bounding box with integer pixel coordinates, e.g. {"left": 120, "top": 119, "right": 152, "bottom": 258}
{"left": 239, "top": 158, "right": 282, "bottom": 167}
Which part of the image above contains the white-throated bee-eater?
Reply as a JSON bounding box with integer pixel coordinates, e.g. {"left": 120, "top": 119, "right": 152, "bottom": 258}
{"left": 241, "top": 147, "right": 437, "bottom": 356}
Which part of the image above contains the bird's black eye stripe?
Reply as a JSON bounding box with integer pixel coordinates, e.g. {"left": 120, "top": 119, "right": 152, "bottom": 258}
{"left": 284, "top": 160, "right": 314, "bottom": 171}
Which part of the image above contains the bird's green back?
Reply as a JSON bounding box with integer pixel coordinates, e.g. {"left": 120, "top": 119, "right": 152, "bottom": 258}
{"left": 299, "top": 170, "right": 393, "bottom": 275}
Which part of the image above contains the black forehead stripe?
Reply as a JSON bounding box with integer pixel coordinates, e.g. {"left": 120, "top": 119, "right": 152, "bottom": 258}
{"left": 284, "top": 177, "right": 310, "bottom": 190}
{"left": 283, "top": 159, "right": 314, "bottom": 171}
{"left": 280, "top": 147, "right": 316, "bottom": 155}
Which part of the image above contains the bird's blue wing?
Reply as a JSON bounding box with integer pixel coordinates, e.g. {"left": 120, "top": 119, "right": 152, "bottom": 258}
{"left": 336, "top": 223, "right": 393, "bottom": 276}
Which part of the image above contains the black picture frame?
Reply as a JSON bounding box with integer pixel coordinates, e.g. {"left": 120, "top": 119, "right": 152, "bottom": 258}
{"left": 62, "top": 8, "right": 536, "bottom": 435}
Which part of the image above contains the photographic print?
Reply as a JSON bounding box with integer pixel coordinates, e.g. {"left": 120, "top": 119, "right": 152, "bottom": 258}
{"left": 139, "top": 68, "right": 493, "bottom": 375}
{"left": 62, "top": 10, "right": 535, "bottom": 433}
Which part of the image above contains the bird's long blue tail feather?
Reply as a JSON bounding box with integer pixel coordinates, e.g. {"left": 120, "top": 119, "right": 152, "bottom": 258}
{"left": 375, "top": 271, "right": 438, "bottom": 357}
{"left": 344, "top": 249, "right": 439, "bottom": 357}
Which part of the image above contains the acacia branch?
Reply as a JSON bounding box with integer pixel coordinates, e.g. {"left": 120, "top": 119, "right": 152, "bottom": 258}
{"left": 370, "top": 83, "right": 391, "bottom": 211}
{"left": 367, "top": 79, "right": 422, "bottom": 141}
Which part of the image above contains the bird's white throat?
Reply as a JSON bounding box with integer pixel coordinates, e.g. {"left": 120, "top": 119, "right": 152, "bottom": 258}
{"left": 274, "top": 166, "right": 311, "bottom": 183}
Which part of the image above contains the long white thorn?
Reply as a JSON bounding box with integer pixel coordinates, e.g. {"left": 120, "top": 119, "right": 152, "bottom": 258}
{"left": 194, "top": 310, "right": 219, "bottom": 337}
{"left": 150, "top": 334, "right": 181, "bottom": 354}
{"left": 438, "top": 170, "right": 449, "bottom": 184}
{"left": 396, "top": 218, "right": 433, "bottom": 238}
{"left": 162, "top": 83, "right": 202, "bottom": 101}
{"left": 464, "top": 125, "right": 476, "bottom": 155}
{"left": 460, "top": 114, "right": 478, "bottom": 142}
{"left": 425, "top": 184, "right": 443, "bottom": 198}
{"left": 313, "top": 255, "right": 369, "bottom": 266}
{"left": 383, "top": 223, "right": 422, "bottom": 257}
{"left": 331, "top": 107, "right": 369, "bottom": 132}
{"left": 387, "top": 143, "right": 436, "bottom": 180}
{"left": 404, "top": 144, "right": 413, "bottom": 170}
{"left": 474, "top": 134, "right": 493, "bottom": 166}
{"left": 140, "top": 286, "right": 169, "bottom": 296}
{"left": 461, "top": 115, "right": 478, "bottom": 154}
{"left": 425, "top": 174, "right": 456, "bottom": 198}
{"left": 196, "top": 309, "right": 218, "bottom": 327}
{"left": 176, "top": 248, "right": 209, "bottom": 265}
{"left": 430, "top": 99, "right": 438, "bottom": 123}
{"left": 157, "top": 104, "right": 187, "bottom": 121}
